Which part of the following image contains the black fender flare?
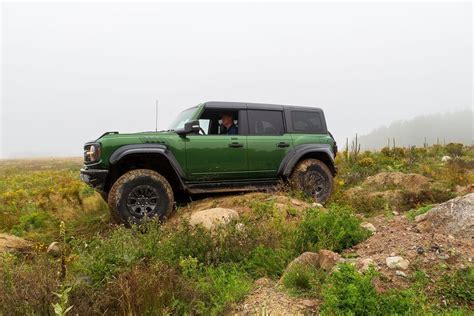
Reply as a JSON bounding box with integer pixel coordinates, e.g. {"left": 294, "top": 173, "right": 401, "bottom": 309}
{"left": 277, "top": 144, "right": 337, "bottom": 178}
{"left": 109, "top": 144, "right": 187, "bottom": 188}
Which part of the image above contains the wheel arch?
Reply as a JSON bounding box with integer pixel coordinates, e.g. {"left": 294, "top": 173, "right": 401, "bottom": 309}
{"left": 105, "top": 144, "right": 186, "bottom": 194}
{"left": 278, "top": 144, "right": 337, "bottom": 178}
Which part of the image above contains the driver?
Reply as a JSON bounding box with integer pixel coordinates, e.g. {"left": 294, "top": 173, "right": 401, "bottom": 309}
{"left": 220, "top": 113, "right": 238, "bottom": 135}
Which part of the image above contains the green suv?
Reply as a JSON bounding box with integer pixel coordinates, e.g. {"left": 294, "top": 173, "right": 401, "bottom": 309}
{"left": 81, "top": 101, "right": 337, "bottom": 224}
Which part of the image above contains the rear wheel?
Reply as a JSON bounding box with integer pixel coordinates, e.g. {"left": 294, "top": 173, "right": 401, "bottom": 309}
{"left": 290, "top": 159, "right": 333, "bottom": 204}
{"left": 108, "top": 169, "right": 174, "bottom": 226}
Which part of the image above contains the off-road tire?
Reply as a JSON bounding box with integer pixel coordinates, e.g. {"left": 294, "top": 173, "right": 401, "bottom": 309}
{"left": 290, "top": 158, "right": 333, "bottom": 204}
{"left": 108, "top": 169, "right": 174, "bottom": 226}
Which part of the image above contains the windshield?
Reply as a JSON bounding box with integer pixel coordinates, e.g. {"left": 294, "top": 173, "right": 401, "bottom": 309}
{"left": 168, "top": 107, "right": 197, "bottom": 130}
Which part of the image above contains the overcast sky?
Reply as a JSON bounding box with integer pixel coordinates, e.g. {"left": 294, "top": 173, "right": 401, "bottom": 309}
{"left": 1, "top": 2, "right": 472, "bottom": 158}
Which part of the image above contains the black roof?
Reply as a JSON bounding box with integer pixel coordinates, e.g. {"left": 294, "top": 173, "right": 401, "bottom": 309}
{"left": 204, "top": 101, "right": 323, "bottom": 112}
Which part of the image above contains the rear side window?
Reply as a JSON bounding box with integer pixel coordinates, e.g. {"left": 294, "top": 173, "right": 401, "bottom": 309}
{"left": 248, "top": 110, "right": 285, "bottom": 135}
{"left": 291, "top": 111, "right": 324, "bottom": 133}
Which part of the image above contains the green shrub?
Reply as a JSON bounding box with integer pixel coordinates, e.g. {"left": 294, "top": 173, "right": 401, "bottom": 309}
{"left": 11, "top": 211, "right": 53, "bottom": 236}
{"left": 381, "top": 147, "right": 391, "bottom": 156}
{"left": 437, "top": 267, "right": 474, "bottom": 308}
{"left": 406, "top": 204, "right": 433, "bottom": 221}
{"left": 446, "top": 143, "right": 464, "bottom": 157}
{"left": 73, "top": 228, "right": 146, "bottom": 283}
{"left": 192, "top": 264, "right": 252, "bottom": 315}
{"left": 281, "top": 263, "right": 326, "bottom": 295}
{"left": 321, "top": 264, "right": 424, "bottom": 315}
{"left": 391, "top": 147, "right": 405, "bottom": 158}
{"left": 244, "top": 246, "right": 292, "bottom": 278}
{"left": 346, "top": 194, "right": 387, "bottom": 215}
{"left": 295, "top": 205, "right": 370, "bottom": 253}
{"left": 357, "top": 157, "right": 375, "bottom": 168}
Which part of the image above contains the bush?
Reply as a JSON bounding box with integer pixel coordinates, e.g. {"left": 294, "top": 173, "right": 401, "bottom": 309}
{"left": 357, "top": 157, "right": 375, "bottom": 168}
{"left": 406, "top": 204, "right": 433, "bottom": 221}
{"left": 244, "top": 246, "right": 292, "bottom": 278}
{"left": 437, "top": 267, "right": 474, "bottom": 308}
{"left": 11, "top": 211, "right": 53, "bottom": 236}
{"left": 0, "top": 253, "right": 59, "bottom": 315}
{"left": 281, "top": 263, "right": 326, "bottom": 295}
{"left": 194, "top": 265, "right": 252, "bottom": 314}
{"left": 294, "top": 205, "right": 370, "bottom": 253}
{"left": 321, "top": 264, "right": 424, "bottom": 315}
{"left": 446, "top": 143, "right": 464, "bottom": 157}
{"left": 346, "top": 193, "right": 387, "bottom": 215}
{"left": 70, "top": 262, "right": 198, "bottom": 315}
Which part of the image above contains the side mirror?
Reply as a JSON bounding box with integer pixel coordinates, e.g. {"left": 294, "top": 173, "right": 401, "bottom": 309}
{"left": 176, "top": 120, "right": 200, "bottom": 136}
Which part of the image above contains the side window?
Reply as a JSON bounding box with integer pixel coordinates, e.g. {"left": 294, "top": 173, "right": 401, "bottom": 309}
{"left": 291, "top": 111, "right": 324, "bottom": 133}
{"left": 197, "top": 109, "right": 239, "bottom": 135}
{"left": 248, "top": 110, "right": 285, "bottom": 136}
{"left": 199, "top": 119, "right": 210, "bottom": 134}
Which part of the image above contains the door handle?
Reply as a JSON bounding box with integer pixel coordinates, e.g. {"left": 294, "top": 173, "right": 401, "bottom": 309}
{"left": 277, "top": 142, "right": 290, "bottom": 148}
{"left": 228, "top": 142, "right": 244, "bottom": 148}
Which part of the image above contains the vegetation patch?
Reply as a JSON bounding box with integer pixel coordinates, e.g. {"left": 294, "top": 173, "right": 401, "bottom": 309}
{"left": 406, "top": 204, "right": 433, "bottom": 221}
{"left": 321, "top": 264, "right": 425, "bottom": 315}
{"left": 295, "top": 205, "right": 371, "bottom": 253}
{"left": 281, "top": 263, "right": 326, "bottom": 296}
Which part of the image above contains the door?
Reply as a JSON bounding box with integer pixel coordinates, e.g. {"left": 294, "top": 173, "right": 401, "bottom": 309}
{"left": 184, "top": 118, "right": 248, "bottom": 181}
{"left": 246, "top": 110, "right": 294, "bottom": 178}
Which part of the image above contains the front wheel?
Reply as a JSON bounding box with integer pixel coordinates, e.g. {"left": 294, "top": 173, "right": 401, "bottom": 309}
{"left": 290, "top": 159, "right": 334, "bottom": 204}
{"left": 108, "top": 169, "right": 174, "bottom": 226}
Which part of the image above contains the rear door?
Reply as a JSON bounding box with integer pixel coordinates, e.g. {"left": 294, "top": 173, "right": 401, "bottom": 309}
{"left": 246, "top": 109, "right": 293, "bottom": 178}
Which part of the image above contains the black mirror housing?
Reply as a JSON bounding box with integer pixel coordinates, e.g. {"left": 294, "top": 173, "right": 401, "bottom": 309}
{"left": 176, "top": 120, "right": 200, "bottom": 136}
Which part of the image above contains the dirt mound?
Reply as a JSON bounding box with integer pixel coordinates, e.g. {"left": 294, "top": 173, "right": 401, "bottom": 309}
{"left": 231, "top": 277, "right": 319, "bottom": 315}
{"left": 172, "top": 192, "right": 311, "bottom": 225}
{"left": 345, "top": 214, "right": 473, "bottom": 290}
{"left": 0, "top": 233, "right": 32, "bottom": 253}
{"left": 415, "top": 193, "right": 474, "bottom": 239}
{"left": 344, "top": 172, "right": 435, "bottom": 213}
{"left": 363, "top": 172, "right": 431, "bottom": 192}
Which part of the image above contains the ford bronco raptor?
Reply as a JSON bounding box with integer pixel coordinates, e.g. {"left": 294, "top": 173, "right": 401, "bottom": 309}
{"left": 80, "top": 101, "right": 337, "bottom": 225}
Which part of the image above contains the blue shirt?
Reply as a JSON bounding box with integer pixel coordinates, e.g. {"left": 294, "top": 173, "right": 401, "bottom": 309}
{"left": 226, "top": 125, "right": 238, "bottom": 135}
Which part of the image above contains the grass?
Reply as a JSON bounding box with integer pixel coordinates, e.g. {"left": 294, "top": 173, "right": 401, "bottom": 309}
{"left": 321, "top": 264, "right": 426, "bottom": 315}
{"left": 406, "top": 204, "right": 434, "bottom": 221}
{"left": 0, "top": 144, "right": 473, "bottom": 314}
{"left": 295, "top": 204, "right": 371, "bottom": 253}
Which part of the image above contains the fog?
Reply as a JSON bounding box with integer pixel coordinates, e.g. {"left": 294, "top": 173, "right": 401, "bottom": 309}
{"left": 1, "top": 2, "right": 472, "bottom": 158}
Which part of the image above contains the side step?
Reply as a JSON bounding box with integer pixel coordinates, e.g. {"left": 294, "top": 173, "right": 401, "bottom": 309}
{"left": 185, "top": 179, "right": 279, "bottom": 194}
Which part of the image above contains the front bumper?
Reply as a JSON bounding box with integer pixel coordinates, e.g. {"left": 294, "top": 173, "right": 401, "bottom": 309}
{"left": 80, "top": 168, "right": 108, "bottom": 193}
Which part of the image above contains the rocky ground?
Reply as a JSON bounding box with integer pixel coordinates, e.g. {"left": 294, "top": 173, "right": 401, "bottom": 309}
{"left": 233, "top": 193, "right": 474, "bottom": 314}
{"left": 1, "top": 192, "right": 472, "bottom": 314}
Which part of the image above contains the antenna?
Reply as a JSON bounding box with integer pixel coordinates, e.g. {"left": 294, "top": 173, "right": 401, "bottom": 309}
{"left": 155, "top": 99, "right": 158, "bottom": 132}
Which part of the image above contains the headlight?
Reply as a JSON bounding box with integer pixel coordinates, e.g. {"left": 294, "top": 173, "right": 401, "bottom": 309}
{"left": 84, "top": 143, "right": 101, "bottom": 163}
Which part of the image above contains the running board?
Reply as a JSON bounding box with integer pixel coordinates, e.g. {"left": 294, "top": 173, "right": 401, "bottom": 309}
{"left": 185, "top": 179, "right": 279, "bottom": 194}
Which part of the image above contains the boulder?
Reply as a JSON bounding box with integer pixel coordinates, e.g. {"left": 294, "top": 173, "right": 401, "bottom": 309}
{"left": 415, "top": 193, "right": 474, "bottom": 239}
{"left": 360, "top": 222, "right": 377, "bottom": 234}
{"left": 395, "top": 270, "right": 408, "bottom": 278}
{"left": 441, "top": 156, "right": 452, "bottom": 162}
{"left": 363, "top": 172, "right": 431, "bottom": 193}
{"left": 318, "top": 249, "right": 343, "bottom": 271}
{"left": 0, "top": 233, "right": 32, "bottom": 253}
{"left": 47, "top": 241, "right": 61, "bottom": 257}
{"left": 188, "top": 207, "right": 239, "bottom": 230}
{"left": 386, "top": 256, "right": 410, "bottom": 270}
{"left": 357, "top": 258, "right": 376, "bottom": 272}
{"left": 283, "top": 249, "right": 343, "bottom": 277}
{"left": 285, "top": 252, "right": 320, "bottom": 271}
